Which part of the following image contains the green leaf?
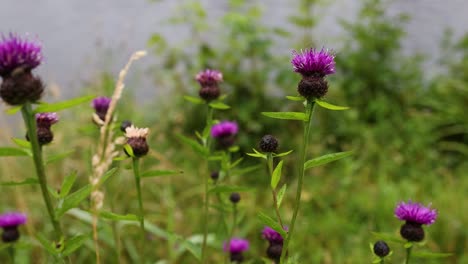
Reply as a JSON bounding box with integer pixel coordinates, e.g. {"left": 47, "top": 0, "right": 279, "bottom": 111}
{"left": 11, "top": 138, "right": 31, "bottom": 148}
{"left": 99, "top": 168, "right": 119, "bottom": 186}
{"left": 141, "top": 170, "right": 183, "bottom": 178}
{"left": 0, "top": 147, "right": 29, "bottom": 157}
{"left": 180, "top": 239, "right": 201, "bottom": 261}
{"left": 229, "top": 157, "right": 243, "bottom": 169}
{"left": 48, "top": 186, "right": 60, "bottom": 199}
{"left": 0, "top": 178, "right": 38, "bottom": 186}
{"left": 246, "top": 148, "right": 267, "bottom": 159}
{"left": 123, "top": 144, "right": 135, "bottom": 158}
{"left": 209, "top": 101, "right": 230, "bottom": 110}
{"left": 56, "top": 185, "right": 92, "bottom": 218}
{"left": 45, "top": 150, "right": 75, "bottom": 165}
{"left": 413, "top": 251, "right": 453, "bottom": 259}
{"left": 34, "top": 95, "right": 94, "bottom": 113}
{"left": 183, "top": 95, "right": 204, "bottom": 105}
{"left": 60, "top": 171, "right": 77, "bottom": 198}
{"left": 261, "top": 112, "right": 306, "bottom": 121}
{"left": 62, "top": 235, "right": 87, "bottom": 257}
{"left": 315, "top": 99, "right": 349, "bottom": 110}
{"left": 304, "top": 151, "right": 353, "bottom": 170}
{"left": 371, "top": 232, "right": 406, "bottom": 244}
{"left": 36, "top": 233, "right": 58, "bottom": 256}
{"left": 5, "top": 105, "right": 22, "bottom": 115}
{"left": 208, "top": 185, "right": 252, "bottom": 194}
{"left": 257, "top": 212, "right": 287, "bottom": 238}
{"left": 228, "top": 145, "right": 239, "bottom": 152}
{"left": 286, "top": 95, "right": 304, "bottom": 101}
{"left": 100, "top": 211, "right": 138, "bottom": 221}
{"left": 177, "top": 134, "right": 207, "bottom": 156}
{"left": 271, "top": 160, "right": 284, "bottom": 189}
{"left": 233, "top": 165, "right": 262, "bottom": 176}
{"left": 276, "top": 184, "right": 287, "bottom": 208}
{"left": 273, "top": 150, "right": 293, "bottom": 157}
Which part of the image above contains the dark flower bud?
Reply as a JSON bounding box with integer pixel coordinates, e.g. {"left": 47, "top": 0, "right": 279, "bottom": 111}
{"left": 0, "top": 69, "right": 44, "bottom": 105}
{"left": 125, "top": 126, "right": 149, "bottom": 157}
{"left": 400, "top": 221, "right": 425, "bottom": 242}
{"left": 211, "top": 121, "right": 238, "bottom": 150}
{"left": 2, "top": 227, "right": 20, "bottom": 243}
{"left": 230, "top": 252, "right": 244, "bottom": 263}
{"left": 0, "top": 212, "right": 26, "bottom": 243}
{"left": 37, "top": 127, "right": 54, "bottom": 145}
{"left": 266, "top": 243, "right": 283, "bottom": 263}
{"left": 210, "top": 171, "right": 219, "bottom": 181}
{"left": 297, "top": 76, "right": 328, "bottom": 99}
{"left": 259, "top": 135, "right": 278, "bottom": 153}
{"left": 199, "top": 86, "right": 220, "bottom": 101}
{"left": 92, "top": 96, "right": 111, "bottom": 122}
{"left": 373, "top": 240, "right": 390, "bottom": 257}
{"left": 120, "top": 120, "right": 132, "bottom": 132}
{"left": 26, "top": 112, "right": 59, "bottom": 145}
{"left": 229, "top": 192, "right": 241, "bottom": 204}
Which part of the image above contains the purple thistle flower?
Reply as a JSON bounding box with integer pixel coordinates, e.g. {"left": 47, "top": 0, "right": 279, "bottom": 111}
{"left": 92, "top": 96, "right": 112, "bottom": 121}
{"left": 223, "top": 238, "right": 249, "bottom": 254}
{"left": 262, "top": 226, "right": 285, "bottom": 245}
{"left": 0, "top": 33, "right": 42, "bottom": 77}
{"left": 291, "top": 48, "right": 335, "bottom": 77}
{"left": 196, "top": 69, "right": 223, "bottom": 87}
{"left": 211, "top": 121, "right": 238, "bottom": 138}
{"left": 35, "top": 112, "right": 59, "bottom": 128}
{"left": 395, "top": 200, "right": 437, "bottom": 226}
{"left": 0, "top": 212, "right": 27, "bottom": 228}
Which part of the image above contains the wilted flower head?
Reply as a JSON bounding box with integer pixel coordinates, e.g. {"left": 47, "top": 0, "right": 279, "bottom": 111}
{"left": 211, "top": 121, "right": 238, "bottom": 138}
{"left": 0, "top": 33, "right": 42, "bottom": 77}
{"left": 0, "top": 212, "right": 27, "bottom": 228}
{"left": 262, "top": 226, "right": 285, "bottom": 245}
{"left": 125, "top": 125, "right": 149, "bottom": 157}
{"left": 291, "top": 48, "right": 335, "bottom": 77}
{"left": 196, "top": 69, "right": 223, "bottom": 87}
{"left": 224, "top": 238, "right": 249, "bottom": 253}
{"left": 92, "top": 96, "right": 112, "bottom": 121}
{"left": 36, "top": 112, "right": 59, "bottom": 128}
{"left": 395, "top": 200, "right": 437, "bottom": 226}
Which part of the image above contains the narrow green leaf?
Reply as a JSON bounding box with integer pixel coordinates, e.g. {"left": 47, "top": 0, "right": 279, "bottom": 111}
{"left": 261, "top": 112, "right": 306, "bottom": 121}
{"left": 113, "top": 156, "right": 127, "bottom": 161}
{"left": 48, "top": 186, "right": 60, "bottom": 199}
{"left": 209, "top": 101, "right": 230, "bottom": 110}
{"left": 271, "top": 160, "right": 284, "bottom": 189}
{"left": 45, "top": 150, "right": 75, "bottom": 165}
{"left": 60, "top": 171, "right": 77, "bottom": 198}
{"left": 36, "top": 233, "right": 58, "bottom": 256}
{"left": 0, "top": 147, "right": 29, "bottom": 157}
{"left": 276, "top": 184, "right": 287, "bottom": 208}
{"left": 62, "top": 235, "right": 87, "bottom": 257}
{"left": 141, "top": 170, "right": 183, "bottom": 178}
{"left": 413, "top": 251, "right": 453, "bottom": 259}
{"left": 273, "top": 150, "right": 293, "bottom": 157}
{"left": 208, "top": 185, "right": 252, "bottom": 194}
{"left": 286, "top": 95, "right": 304, "bottom": 101}
{"left": 11, "top": 138, "right": 31, "bottom": 148}
{"left": 99, "top": 168, "right": 119, "bottom": 186}
{"left": 177, "top": 134, "right": 207, "bottom": 156}
{"left": 5, "top": 105, "right": 22, "bottom": 115}
{"left": 180, "top": 239, "right": 201, "bottom": 261}
{"left": 123, "top": 144, "right": 135, "bottom": 158}
{"left": 257, "top": 212, "right": 287, "bottom": 237}
{"left": 229, "top": 157, "right": 244, "bottom": 169}
{"left": 100, "top": 211, "right": 138, "bottom": 221}
{"left": 404, "top": 242, "right": 413, "bottom": 248}
{"left": 371, "top": 232, "right": 406, "bottom": 244}
{"left": 233, "top": 165, "right": 262, "bottom": 176}
{"left": 183, "top": 95, "right": 204, "bottom": 105}
{"left": 372, "top": 259, "right": 381, "bottom": 264}
{"left": 228, "top": 145, "right": 239, "bottom": 152}
{"left": 315, "top": 99, "right": 349, "bottom": 110}
{"left": 56, "top": 185, "right": 92, "bottom": 218}
{"left": 0, "top": 178, "right": 38, "bottom": 186}
{"left": 304, "top": 151, "right": 353, "bottom": 170}
{"left": 34, "top": 95, "right": 94, "bottom": 113}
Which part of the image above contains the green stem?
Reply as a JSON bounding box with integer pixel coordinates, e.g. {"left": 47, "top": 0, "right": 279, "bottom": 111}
{"left": 8, "top": 245, "right": 15, "bottom": 264}
{"left": 230, "top": 203, "right": 237, "bottom": 240}
{"left": 267, "top": 153, "right": 284, "bottom": 227}
{"left": 21, "top": 102, "right": 63, "bottom": 239}
{"left": 280, "top": 100, "right": 315, "bottom": 264}
{"left": 132, "top": 158, "right": 145, "bottom": 263}
{"left": 405, "top": 245, "right": 412, "bottom": 264}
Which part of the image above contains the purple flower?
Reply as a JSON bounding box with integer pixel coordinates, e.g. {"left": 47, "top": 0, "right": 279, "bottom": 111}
{"left": 35, "top": 112, "right": 59, "bottom": 128}
{"left": 92, "top": 96, "right": 112, "bottom": 121}
{"left": 262, "top": 226, "right": 285, "bottom": 244}
{"left": 395, "top": 200, "right": 437, "bottom": 226}
{"left": 0, "top": 212, "right": 27, "bottom": 228}
{"left": 0, "top": 33, "right": 42, "bottom": 77}
{"left": 196, "top": 69, "right": 223, "bottom": 87}
{"left": 223, "top": 238, "right": 249, "bottom": 254}
{"left": 291, "top": 48, "right": 335, "bottom": 77}
{"left": 211, "top": 121, "right": 238, "bottom": 138}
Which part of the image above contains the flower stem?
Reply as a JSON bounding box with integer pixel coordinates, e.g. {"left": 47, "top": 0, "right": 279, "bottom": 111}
{"left": 267, "top": 153, "right": 284, "bottom": 227}
{"left": 132, "top": 158, "right": 145, "bottom": 263}
{"left": 21, "top": 102, "right": 63, "bottom": 239}
{"left": 405, "top": 245, "right": 412, "bottom": 264}
{"left": 280, "top": 100, "right": 315, "bottom": 264}
{"left": 8, "top": 245, "right": 15, "bottom": 263}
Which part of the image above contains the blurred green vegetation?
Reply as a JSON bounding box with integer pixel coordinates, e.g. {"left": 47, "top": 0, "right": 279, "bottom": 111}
{"left": 1, "top": 0, "right": 467, "bottom": 263}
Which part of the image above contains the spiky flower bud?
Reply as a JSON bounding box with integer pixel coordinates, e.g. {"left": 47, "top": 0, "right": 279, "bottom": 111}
{"left": 259, "top": 135, "right": 278, "bottom": 153}
{"left": 229, "top": 192, "right": 241, "bottom": 204}
{"left": 373, "top": 240, "right": 390, "bottom": 257}
{"left": 125, "top": 125, "right": 149, "bottom": 157}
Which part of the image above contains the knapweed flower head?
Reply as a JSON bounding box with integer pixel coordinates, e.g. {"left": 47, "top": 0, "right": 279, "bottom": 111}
{"left": 0, "top": 212, "right": 27, "bottom": 243}
{"left": 395, "top": 200, "right": 437, "bottom": 226}
{"left": 211, "top": 121, "right": 238, "bottom": 138}
{"left": 92, "top": 96, "right": 112, "bottom": 122}
{"left": 36, "top": 112, "right": 59, "bottom": 129}
{"left": 196, "top": 69, "right": 223, "bottom": 87}
{"left": 224, "top": 238, "right": 249, "bottom": 253}
{"left": 0, "top": 33, "right": 42, "bottom": 77}
{"left": 0, "top": 212, "right": 27, "bottom": 228}
{"left": 291, "top": 48, "right": 335, "bottom": 77}
{"left": 125, "top": 125, "right": 149, "bottom": 157}
{"left": 259, "top": 135, "right": 279, "bottom": 153}
{"left": 373, "top": 240, "right": 390, "bottom": 258}
{"left": 262, "top": 226, "right": 285, "bottom": 245}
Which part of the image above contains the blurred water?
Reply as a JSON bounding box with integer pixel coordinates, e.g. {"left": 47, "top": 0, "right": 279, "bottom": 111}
{"left": 0, "top": 0, "right": 466, "bottom": 101}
